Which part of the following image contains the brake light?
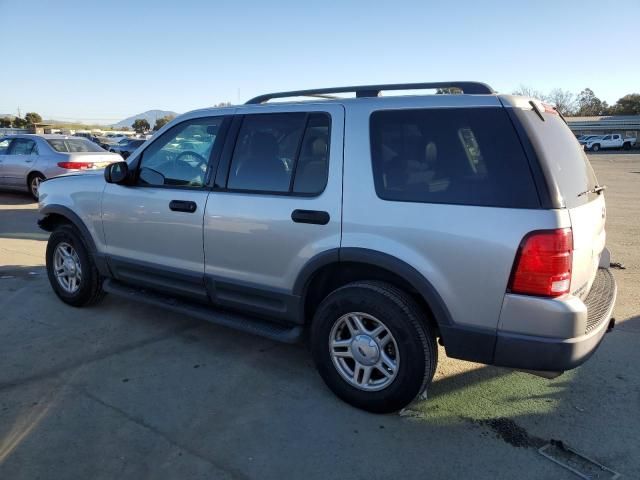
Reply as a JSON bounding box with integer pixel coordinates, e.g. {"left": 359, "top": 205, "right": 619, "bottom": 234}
{"left": 508, "top": 228, "right": 573, "bottom": 297}
{"left": 57, "top": 162, "right": 95, "bottom": 170}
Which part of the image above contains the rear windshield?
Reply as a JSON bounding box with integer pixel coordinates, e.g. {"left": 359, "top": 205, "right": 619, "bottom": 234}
{"left": 370, "top": 107, "right": 540, "bottom": 208}
{"left": 47, "top": 138, "right": 104, "bottom": 153}
{"left": 518, "top": 111, "right": 598, "bottom": 208}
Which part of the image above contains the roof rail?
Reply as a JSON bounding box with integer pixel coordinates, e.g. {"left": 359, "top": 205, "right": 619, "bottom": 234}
{"left": 245, "top": 81, "right": 495, "bottom": 104}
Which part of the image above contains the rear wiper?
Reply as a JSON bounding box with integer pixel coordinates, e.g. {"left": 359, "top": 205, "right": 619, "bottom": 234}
{"left": 578, "top": 185, "right": 607, "bottom": 197}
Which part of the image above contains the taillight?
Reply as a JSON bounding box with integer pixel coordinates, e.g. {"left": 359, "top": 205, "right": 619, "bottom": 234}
{"left": 508, "top": 228, "right": 573, "bottom": 297}
{"left": 57, "top": 162, "right": 95, "bottom": 170}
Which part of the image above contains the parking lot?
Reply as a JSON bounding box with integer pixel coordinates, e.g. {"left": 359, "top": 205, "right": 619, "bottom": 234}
{"left": 0, "top": 153, "right": 638, "bottom": 479}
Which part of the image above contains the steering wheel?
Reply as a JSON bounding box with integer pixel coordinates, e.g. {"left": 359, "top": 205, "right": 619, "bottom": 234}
{"left": 175, "top": 150, "right": 207, "bottom": 169}
{"left": 172, "top": 150, "right": 208, "bottom": 186}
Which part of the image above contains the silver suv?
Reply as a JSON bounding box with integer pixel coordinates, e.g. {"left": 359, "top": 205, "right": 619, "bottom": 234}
{"left": 38, "top": 82, "right": 617, "bottom": 413}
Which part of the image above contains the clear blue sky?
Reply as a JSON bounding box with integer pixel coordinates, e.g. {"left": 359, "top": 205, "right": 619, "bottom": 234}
{"left": 1, "top": 0, "right": 638, "bottom": 124}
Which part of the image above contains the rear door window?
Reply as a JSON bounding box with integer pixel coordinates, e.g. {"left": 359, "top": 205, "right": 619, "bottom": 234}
{"left": 226, "top": 112, "right": 330, "bottom": 195}
{"left": 369, "top": 108, "right": 539, "bottom": 208}
{"left": 8, "top": 138, "right": 37, "bottom": 155}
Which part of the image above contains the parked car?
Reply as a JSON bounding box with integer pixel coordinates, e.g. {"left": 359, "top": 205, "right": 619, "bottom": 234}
{"left": 37, "top": 82, "right": 617, "bottom": 413}
{"left": 577, "top": 135, "right": 600, "bottom": 145}
{"left": 584, "top": 133, "right": 636, "bottom": 151}
{"left": 111, "top": 139, "right": 146, "bottom": 159}
{"left": 106, "top": 138, "right": 133, "bottom": 152}
{"left": 0, "top": 134, "right": 120, "bottom": 199}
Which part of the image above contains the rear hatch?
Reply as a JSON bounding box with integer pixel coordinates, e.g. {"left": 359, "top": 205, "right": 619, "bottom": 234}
{"left": 505, "top": 98, "right": 606, "bottom": 300}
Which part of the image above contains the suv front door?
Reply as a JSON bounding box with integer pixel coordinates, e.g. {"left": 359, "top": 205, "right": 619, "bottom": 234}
{"left": 203, "top": 104, "right": 344, "bottom": 323}
{"left": 101, "top": 115, "right": 230, "bottom": 301}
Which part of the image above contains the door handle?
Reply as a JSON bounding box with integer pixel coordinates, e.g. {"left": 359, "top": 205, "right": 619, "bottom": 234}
{"left": 169, "top": 200, "right": 197, "bottom": 213}
{"left": 291, "top": 209, "right": 330, "bottom": 225}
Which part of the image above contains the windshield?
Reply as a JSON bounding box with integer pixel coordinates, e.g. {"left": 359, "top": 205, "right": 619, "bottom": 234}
{"left": 47, "top": 138, "right": 105, "bottom": 153}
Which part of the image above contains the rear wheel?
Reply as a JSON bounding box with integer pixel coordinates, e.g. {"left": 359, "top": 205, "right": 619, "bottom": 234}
{"left": 46, "top": 225, "right": 105, "bottom": 307}
{"left": 311, "top": 281, "right": 437, "bottom": 413}
{"left": 28, "top": 172, "right": 45, "bottom": 200}
{"left": 623, "top": 142, "right": 631, "bottom": 150}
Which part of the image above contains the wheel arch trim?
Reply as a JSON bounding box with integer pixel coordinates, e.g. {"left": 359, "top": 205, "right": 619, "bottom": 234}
{"left": 293, "top": 247, "right": 454, "bottom": 327}
{"left": 39, "top": 204, "right": 110, "bottom": 276}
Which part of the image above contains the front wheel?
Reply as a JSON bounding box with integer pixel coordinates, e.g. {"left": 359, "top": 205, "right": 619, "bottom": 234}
{"left": 311, "top": 281, "right": 437, "bottom": 413}
{"left": 591, "top": 144, "right": 600, "bottom": 152}
{"left": 46, "top": 225, "right": 105, "bottom": 307}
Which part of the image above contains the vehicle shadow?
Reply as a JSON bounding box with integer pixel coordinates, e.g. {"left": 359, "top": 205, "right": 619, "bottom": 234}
{"left": 0, "top": 264, "right": 46, "bottom": 276}
{"left": 0, "top": 194, "right": 48, "bottom": 241}
{"left": 0, "top": 191, "right": 35, "bottom": 206}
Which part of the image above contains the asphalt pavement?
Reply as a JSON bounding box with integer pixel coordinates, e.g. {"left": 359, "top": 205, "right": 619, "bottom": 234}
{"left": 0, "top": 154, "right": 638, "bottom": 479}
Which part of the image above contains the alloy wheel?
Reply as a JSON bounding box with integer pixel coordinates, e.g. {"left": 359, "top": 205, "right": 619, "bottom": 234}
{"left": 329, "top": 312, "right": 399, "bottom": 391}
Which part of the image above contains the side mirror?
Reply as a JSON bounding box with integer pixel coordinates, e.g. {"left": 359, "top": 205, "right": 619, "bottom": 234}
{"left": 104, "top": 161, "right": 129, "bottom": 184}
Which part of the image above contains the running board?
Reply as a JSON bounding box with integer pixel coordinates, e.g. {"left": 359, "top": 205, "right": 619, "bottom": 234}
{"left": 103, "top": 279, "right": 304, "bottom": 343}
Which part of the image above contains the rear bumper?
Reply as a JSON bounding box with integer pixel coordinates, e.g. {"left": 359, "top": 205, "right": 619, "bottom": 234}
{"left": 441, "top": 268, "right": 617, "bottom": 372}
{"left": 493, "top": 268, "right": 617, "bottom": 371}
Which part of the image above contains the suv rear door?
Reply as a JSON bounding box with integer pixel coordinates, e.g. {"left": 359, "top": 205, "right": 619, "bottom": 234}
{"left": 203, "top": 103, "right": 344, "bottom": 323}
{"left": 509, "top": 101, "right": 606, "bottom": 298}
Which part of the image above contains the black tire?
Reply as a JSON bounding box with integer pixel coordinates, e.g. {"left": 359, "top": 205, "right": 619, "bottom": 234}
{"left": 591, "top": 144, "right": 600, "bottom": 152}
{"left": 623, "top": 142, "right": 631, "bottom": 151}
{"left": 46, "top": 225, "right": 105, "bottom": 307}
{"left": 310, "top": 281, "right": 437, "bottom": 413}
{"left": 28, "top": 172, "right": 45, "bottom": 200}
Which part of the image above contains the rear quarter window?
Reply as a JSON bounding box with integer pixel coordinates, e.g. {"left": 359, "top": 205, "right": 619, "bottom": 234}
{"left": 369, "top": 107, "right": 540, "bottom": 208}
{"left": 516, "top": 111, "right": 598, "bottom": 208}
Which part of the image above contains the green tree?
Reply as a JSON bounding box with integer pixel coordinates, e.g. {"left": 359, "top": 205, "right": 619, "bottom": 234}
{"left": 0, "top": 117, "right": 11, "bottom": 128}
{"left": 611, "top": 94, "right": 640, "bottom": 115}
{"left": 24, "top": 112, "right": 43, "bottom": 126}
{"left": 576, "top": 88, "right": 609, "bottom": 116}
{"left": 132, "top": 119, "right": 150, "bottom": 134}
{"left": 153, "top": 115, "right": 175, "bottom": 131}
{"left": 12, "top": 117, "right": 27, "bottom": 128}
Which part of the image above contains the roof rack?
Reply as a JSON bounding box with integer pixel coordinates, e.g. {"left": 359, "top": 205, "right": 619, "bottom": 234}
{"left": 245, "top": 81, "right": 495, "bottom": 104}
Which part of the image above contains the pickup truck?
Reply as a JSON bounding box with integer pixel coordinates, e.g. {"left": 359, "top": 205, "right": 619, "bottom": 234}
{"left": 584, "top": 133, "right": 636, "bottom": 151}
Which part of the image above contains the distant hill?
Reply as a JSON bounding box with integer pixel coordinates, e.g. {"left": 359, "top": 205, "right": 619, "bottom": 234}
{"left": 114, "top": 110, "right": 179, "bottom": 128}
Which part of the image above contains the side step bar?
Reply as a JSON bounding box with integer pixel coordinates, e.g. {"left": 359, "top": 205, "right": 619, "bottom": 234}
{"left": 103, "top": 279, "right": 304, "bottom": 344}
